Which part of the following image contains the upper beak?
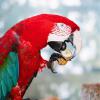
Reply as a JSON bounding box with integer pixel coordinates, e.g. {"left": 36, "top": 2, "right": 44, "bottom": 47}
{"left": 60, "top": 30, "right": 82, "bottom": 64}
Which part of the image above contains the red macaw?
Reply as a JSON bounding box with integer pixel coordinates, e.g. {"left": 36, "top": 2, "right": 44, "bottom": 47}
{"left": 0, "top": 14, "right": 81, "bottom": 100}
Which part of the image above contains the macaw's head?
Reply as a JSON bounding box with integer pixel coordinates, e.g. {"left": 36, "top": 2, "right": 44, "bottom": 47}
{"left": 40, "top": 14, "right": 82, "bottom": 73}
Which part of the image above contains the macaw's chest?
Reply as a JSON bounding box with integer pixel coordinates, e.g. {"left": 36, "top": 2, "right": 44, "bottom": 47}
{"left": 17, "top": 39, "right": 42, "bottom": 94}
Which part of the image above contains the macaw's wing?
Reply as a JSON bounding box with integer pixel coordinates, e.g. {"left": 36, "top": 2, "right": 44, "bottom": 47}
{"left": 0, "top": 52, "right": 19, "bottom": 100}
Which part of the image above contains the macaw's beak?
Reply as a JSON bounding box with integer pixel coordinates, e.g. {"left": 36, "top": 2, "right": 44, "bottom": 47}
{"left": 47, "top": 50, "right": 72, "bottom": 73}
{"left": 60, "top": 30, "right": 82, "bottom": 63}
{"left": 46, "top": 30, "right": 82, "bottom": 73}
{"left": 48, "top": 41, "right": 73, "bottom": 66}
{"left": 48, "top": 30, "right": 82, "bottom": 66}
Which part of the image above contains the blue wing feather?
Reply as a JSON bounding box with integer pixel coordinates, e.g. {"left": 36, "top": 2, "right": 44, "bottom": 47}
{"left": 0, "top": 52, "right": 19, "bottom": 99}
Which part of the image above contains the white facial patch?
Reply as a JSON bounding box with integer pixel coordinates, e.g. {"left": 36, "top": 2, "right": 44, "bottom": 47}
{"left": 40, "top": 45, "right": 58, "bottom": 61}
{"left": 48, "top": 23, "right": 72, "bottom": 42}
{"left": 73, "top": 30, "right": 82, "bottom": 55}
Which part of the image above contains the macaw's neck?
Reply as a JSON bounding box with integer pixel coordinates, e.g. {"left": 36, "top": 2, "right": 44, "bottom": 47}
{"left": 17, "top": 38, "right": 47, "bottom": 97}
{"left": 10, "top": 17, "right": 54, "bottom": 97}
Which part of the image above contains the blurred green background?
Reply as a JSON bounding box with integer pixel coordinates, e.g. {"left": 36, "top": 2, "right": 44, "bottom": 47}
{"left": 0, "top": 0, "right": 100, "bottom": 100}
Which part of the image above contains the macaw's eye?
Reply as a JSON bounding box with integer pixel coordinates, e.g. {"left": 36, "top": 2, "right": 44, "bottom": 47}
{"left": 60, "top": 42, "right": 66, "bottom": 51}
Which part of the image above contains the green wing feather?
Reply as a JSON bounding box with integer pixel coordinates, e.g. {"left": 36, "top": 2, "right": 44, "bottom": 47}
{"left": 0, "top": 52, "right": 19, "bottom": 100}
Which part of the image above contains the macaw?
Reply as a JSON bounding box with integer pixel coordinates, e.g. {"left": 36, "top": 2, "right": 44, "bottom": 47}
{"left": 0, "top": 14, "right": 81, "bottom": 100}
